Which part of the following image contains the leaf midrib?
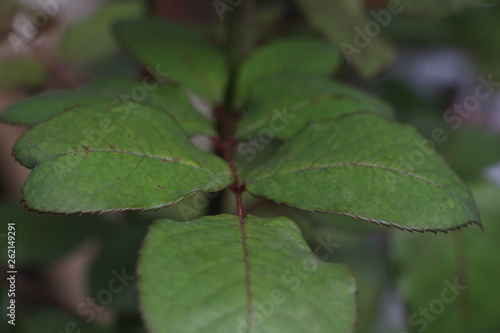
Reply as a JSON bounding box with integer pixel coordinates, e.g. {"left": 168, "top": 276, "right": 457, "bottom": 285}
{"left": 47, "top": 149, "right": 205, "bottom": 170}
{"left": 255, "top": 162, "right": 444, "bottom": 188}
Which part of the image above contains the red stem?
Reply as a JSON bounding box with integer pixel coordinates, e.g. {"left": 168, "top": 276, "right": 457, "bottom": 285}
{"left": 213, "top": 105, "right": 253, "bottom": 330}
{"left": 213, "top": 106, "right": 245, "bottom": 220}
{"left": 220, "top": 136, "right": 245, "bottom": 222}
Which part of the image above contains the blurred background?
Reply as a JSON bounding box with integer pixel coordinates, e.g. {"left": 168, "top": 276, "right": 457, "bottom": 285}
{"left": 0, "top": 0, "right": 499, "bottom": 332}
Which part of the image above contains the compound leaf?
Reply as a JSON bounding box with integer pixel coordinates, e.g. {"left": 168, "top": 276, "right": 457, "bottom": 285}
{"left": 0, "top": 77, "right": 214, "bottom": 137}
{"left": 140, "top": 214, "right": 356, "bottom": 333}
{"left": 246, "top": 113, "right": 480, "bottom": 231}
{"left": 114, "top": 18, "right": 227, "bottom": 102}
{"left": 236, "top": 38, "right": 340, "bottom": 104}
{"left": 237, "top": 76, "right": 393, "bottom": 140}
{"left": 14, "top": 103, "right": 232, "bottom": 214}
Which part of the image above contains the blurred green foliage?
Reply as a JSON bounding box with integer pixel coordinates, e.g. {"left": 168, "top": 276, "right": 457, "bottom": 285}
{"left": 0, "top": 1, "right": 499, "bottom": 332}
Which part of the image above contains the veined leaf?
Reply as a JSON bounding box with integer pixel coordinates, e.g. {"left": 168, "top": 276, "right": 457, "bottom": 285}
{"left": 236, "top": 38, "right": 340, "bottom": 105}
{"left": 14, "top": 103, "right": 232, "bottom": 214}
{"left": 0, "top": 77, "right": 214, "bottom": 136}
{"left": 246, "top": 113, "right": 480, "bottom": 231}
{"left": 114, "top": 18, "right": 227, "bottom": 103}
{"left": 236, "top": 76, "right": 393, "bottom": 140}
{"left": 140, "top": 214, "right": 356, "bottom": 333}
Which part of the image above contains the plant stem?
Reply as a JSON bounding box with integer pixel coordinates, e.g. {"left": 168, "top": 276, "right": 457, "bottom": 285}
{"left": 212, "top": 110, "right": 252, "bottom": 329}
{"left": 210, "top": 0, "right": 256, "bottom": 217}
{"left": 224, "top": 0, "right": 256, "bottom": 111}
{"left": 210, "top": 2, "right": 257, "bottom": 329}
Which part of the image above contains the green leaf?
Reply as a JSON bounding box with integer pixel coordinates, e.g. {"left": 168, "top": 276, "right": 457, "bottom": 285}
{"left": 392, "top": 182, "right": 500, "bottom": 333}
{"left": 392, "top": 231, "right": 463, "bottom": 333}
{"left": 236, "top": 38, "right": 340, "bottom": 104}
{"left": 14, "top": 103, "right": 232, "bottom": 214}
{"left": 461, "top": 182, "right": 500, "bottom": 333}
{"left": 296, "top": 0, "right": 394, "bottom": 78}
{"left": 285, "top": 209, "right": 390, "bottom": 333}
{"left": 246, "top": 113, "right": 480, "bottom": 231}
{"left": 236, "top": 76, "right": 393, "bottom": 140}
{"left": 0, "top": 77, "right": 214, "bottom": 136}
{"left": 114, "top": 18, "right": 227, "bottom": 102}
{"left": 59, "top": 1, "right": 143, "bottom": 66}
{"left": 140, "top": 214, "right": 356, "bottom": 333}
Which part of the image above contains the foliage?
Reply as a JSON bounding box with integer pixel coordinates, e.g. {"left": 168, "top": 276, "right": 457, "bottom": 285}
{"left": 1, "top": 1, "right": 498, "bottom": 333}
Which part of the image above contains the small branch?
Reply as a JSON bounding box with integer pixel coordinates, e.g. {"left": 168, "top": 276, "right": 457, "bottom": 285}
{"left": 224, "top": 0, "right": 256, "bottom": 110}
{"left": 213, "top": 113, "right": 253, "bottom": 330}
{"left": 235, "top": 184, "right": 245, "bottom": 222}
{"left": 211, "top": 2, "right": 257, "bottom": 329}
